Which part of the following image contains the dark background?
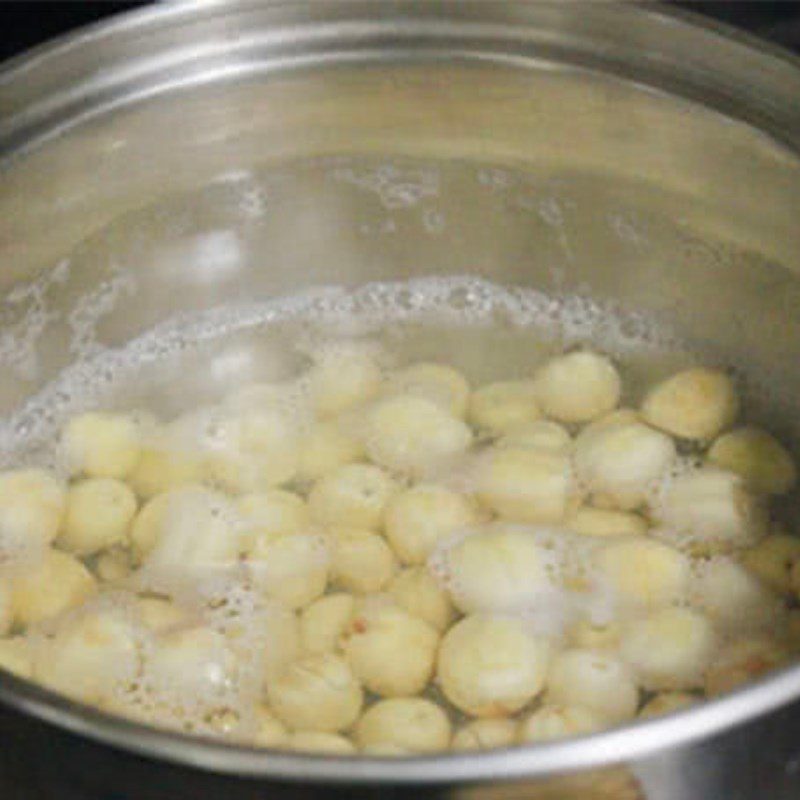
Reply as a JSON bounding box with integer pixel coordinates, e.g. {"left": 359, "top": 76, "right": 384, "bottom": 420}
{"left": 2, "top": 2, "right": 800, "bottom": 63}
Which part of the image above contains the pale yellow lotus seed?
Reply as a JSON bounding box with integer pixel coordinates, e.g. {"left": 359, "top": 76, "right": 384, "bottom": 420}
{"left": 142, "top": 487, "right": 242, "bottom": 574}
{"left": 248, "top": 532, "right": 329, "bottom": 610}
{"left": 566, "top": 507, "right": 648, "bottom": 538}
{"left": 268, "top": 653, "right": 363, "bottom": 733}
{"left": 437, "top": 615, "right": 550, "bottom": 717}
{"left": 61, "top": 412, "right": 141, "bottom": 479}
{"left": 642, "top": 368, "right": 738, "bottom": 440}
{"left": 451, "top": 718, "right": 518, "bottom": 751}
{"left": 568, "top": 619, "right": 623, "bottom": 651}
{"left": 33, "top": 608, "right": 140, "bottom": 705}
{"left": 237, "top": 490, "right": 310, "bottom": 539}
{"left": 476, "top": 447, "right": 575, "bottom": 524}
{"left": 252, "top": 705, "right": 289, "bottom": 748}
{"left": 301, "top": 593, "right": 355, "bottom": 655}
{"left": 355, "top": 697, "right": 451, "bottom": 753}
{"left": 690, "top": 556, "right": 781, "bottom": 634}
{"left": 518, "top": 704, "right": 602, "bottom": 743}
{"left": 366, "top": 395, "right": 472, "bottom": 478}
{"left": 309, "top": 464, "right": 397, "bottom": 530}
{"left": 385, "top": 484, "right": 478, "bottom": 565}
{"left": 574, "top": 419, "right": 675, "bottom": 510}
{"left": 388, "top": 567, "right": 455, "bottom": 632}
{"left": 136, "top": 597, "right": 192, "bottom": 633}
{"left": 595, "top": 537, "right": 690, "bottom": 612}
{"left": 296, "top": 421, "right": 365, "bottom": 483}
{"left": 12, "top": 549, "right": 97, "bottom": 626}
{"left": 387, "top": 362, "right": 470, "bottom": 418}
{"left": 704, "top": 637, "right": 789, "bottom": 696}
{"left": 328, "top": 528, "right": 397, "bottom": 594}
{"left": 442, "top": 528, "right": 554, "bottom": 614}
{"left": 127, "top": 445, "right": 205, "bottom": 500}
{"left": 621, "top": 607, "right": 716, "bottom": 691}
{"left": 708, "top": 428, "right": 796, "bottom": 495}
{"left": 342, "top": 601, "right": 439, "bottom": 697}
{"left": 59, "top": 478, "right": 137, "bottom": 556}
{"left": 95, "top": 548, "right": 132, "bottom": 583}
{"left": 655, "top": 467, "right": 766, "bottom": 553}
{"left": 534, "top": 351, "right": 621, "bottom": 423}
{"left": 0, "top": 468, "right": 65, "bottom": 549}
{"left": 497, "top": 420, "right": 572, "bottom": 454}
{"left": 468, "top": 381, "right": 541, "bottom": 435}
{"left": 741, "top": 534, "right": 800, "bottom": 595}
{"left": 308, "top": 344, "right": 383, "bottom": 418}
{"left": 545, "top": 649, "right": 639, "bottom": 724}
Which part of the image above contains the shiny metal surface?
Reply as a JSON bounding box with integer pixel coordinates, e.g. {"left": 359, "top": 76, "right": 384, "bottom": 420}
{"left": 2, "top": 1, "right": 800, "bottom": 797}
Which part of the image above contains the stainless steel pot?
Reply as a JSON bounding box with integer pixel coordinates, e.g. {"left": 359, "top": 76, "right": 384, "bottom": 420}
{"left": 2, "top": 2, "right": 800, "bottom": 798}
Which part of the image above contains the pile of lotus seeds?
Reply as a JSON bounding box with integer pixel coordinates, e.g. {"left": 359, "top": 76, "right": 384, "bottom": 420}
{"left": 0, "top": 341, "right": 798, "bottom": 757}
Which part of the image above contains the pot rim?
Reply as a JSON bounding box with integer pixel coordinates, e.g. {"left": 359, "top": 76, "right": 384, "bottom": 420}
{"left": 2, "top": 0, "right": 800, "bottom": 782}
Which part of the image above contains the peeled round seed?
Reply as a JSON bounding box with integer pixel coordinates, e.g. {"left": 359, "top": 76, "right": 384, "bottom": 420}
{"left": 638, "top": 692, "right": 696, "bottom": 719}
{"left": 252, "top": 705, "right": 289, "bottom": 748}
{"left": 204, "top": 409, "right": 299, "bottom": 492}
{"left": 61, "top": 412, "right": 141, "bottom": 479}
{"left": 642, "top": 368, "right": 738, "bottom": 440}
{"left": 566, "top": 507, "right": 648, "bottom": 538}
{"left": 59, "top": 478, "right": 137, "bottom": 556}
{"left": 33, "top": 608, "right": 140, "bottom": 704}
{"left": 328, "top": 528, "right": 397, "bottom": 594}
{"left": 260, "top": 603, "right": 302, "bottom": 683}
{"left": 534, "top": 351, "right": 621, "bottom": 424}
{"left": 366, "top": 395, "right": 472, "bottom": 478}
{"left": 309, "top": 464, "right": 397, "bottom": 530}
{"left": 741, "top": 534, "right": 800, "bottom": 595}
{"left": 145, "top": 626, "right": 238, "bottom": 702}
{"left": 468, "top": 381, "right": 541, "bottom": 435}
{"left": 497, "top": 420, "right": 572, "bottom": 454}
{"left": 451, "top": 718, "right": 518, "bottom": 751}
{"left": 308, "top": 343, "right": 383, "bottom": 418}
{"left": 387, "top": 362, "right": 470, "bottom": 418}
{"left": 476, "top": 447, "right": 575, "bottom": 524}
{"left": 0, "top": 637, "right": 32, "bottom": 678}
{"left": 388, "top": 567, "right": 455, "bottom": 632}
{"left": 654, "top": 468, "right": 766, "bottom": 553}
{"left": 237, "top": 490, "right": 310, "bottom": 540}
{"left": 595, "top": 537, "right": 690, "bottom": 612}
{"left": 621, "top": 607, "right": 716, "bottom": 691}
{"left": 704, "top": 637, "right": 790, "bottom": 696}
{"left": 296, "top": 421, "right": 365, "bottom": 483}
{"left": 690, "top": 557, "right": 781, "bottom": 634}
{"left": 268, "top": 653, "right": 363, "bottom": 733}
{"left": 440, "top": 527, "right": 555, "bottom": 614}
{"left": 341, "top": 601, "right": 439, "bottom": 697}
{"left": 127, "top": 445, "right": 205, "bottom": 500}
{"left": 301, "top": 593, "right": 355, "bottom": 655}
{"left": 355, "top": 697, "right": 451, "bottom": 754}
{"left": 568, "top": 619, "right": 622, "bottom": 651}
{"left": 385, "top": 485, "right": 478, "bottom": 565}
{"left": 708, "top": 428, "right": 796, "bottom": 495}
{"left": 142, "top": 487, "right": 243, "bottom": 575}
{"left": 248, "top": 532, "right": 329, "bottom": 610}
{"left": 286, "top": 732, "right": 357, "bottom": 755}
{"left": 518, "top": 704, "right": 602, "bottom": 743}
{"left": 574, "top": 420, "right": 675, "bottom": 510}
{"left": 0, "top": 468, "right": 65, "bottom": 549}
{"left": 12, "top": 550, "right": 97, "bottom": 626}
{"left": 545, "top": 649, "right": 639, "bottom": 725}
{"left": 136, "top": 597, "right": 191, "bottom": 633}
{"left": 437, "top": 615, "right": 549, "bottom": 717}
{"left": 130, "top": 485, "right": 205, "bottom": 559}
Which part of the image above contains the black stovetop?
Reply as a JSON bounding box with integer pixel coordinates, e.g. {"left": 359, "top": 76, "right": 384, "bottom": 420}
{"left": 2, "top": 1, "right": 800, "bottom": 64}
